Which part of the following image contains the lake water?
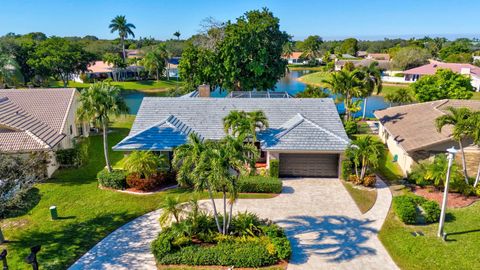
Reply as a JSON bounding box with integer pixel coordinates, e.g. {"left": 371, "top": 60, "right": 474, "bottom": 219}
{"left": 122, "top": 70, "right": 390, "bottom": 117}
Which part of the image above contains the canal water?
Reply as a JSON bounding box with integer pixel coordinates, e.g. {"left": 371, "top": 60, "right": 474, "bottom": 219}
{"left": 122, "top": 70, "right": 390, "bottom": 117}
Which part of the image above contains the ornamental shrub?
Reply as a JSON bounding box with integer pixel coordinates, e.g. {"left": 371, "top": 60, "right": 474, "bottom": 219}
{"left": 97, "top": 169, "right": 126, "bottom": 190}
{"left": 421, "top": 200, "right": 441, "bottom": 223}
{"left": 269, "top": 159, "right": 279, "bottom": 178}
{"left": 56, "top": 141, "right": 89, "bottom": 167}
{"left": 341, "top": 159, "right": 353, "bottom": 180}
{"left": 393, "top": 196, "right": 417, "bottom": 224}
{"left": 237, "top": 176, "right": 282, "bottom": 193}
{"left": 343, "top": 120, "right": 358, "bottom": 136}
{"left": 126, "top": 172, "right": 169, "bottom": 191}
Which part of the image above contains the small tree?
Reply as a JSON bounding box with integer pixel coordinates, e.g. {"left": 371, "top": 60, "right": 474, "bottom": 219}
{"left": 173, "top": 31, "right": 181, "bottom": 40}
{"left": 384, "top": 88, "right": 414, "bottom": 106}
{"left": 412, "top": 69, "right": 473, "bottom": 102}
{"left": 77, "top": 83, "right": 128, "bottom": 172}
{"left": 346, "top": 136, "right": 384, "bottom": 180}
{"left": 158, "top": 196, "right": 183, "bottom": 228}
{"left": 391, "top": 46, "right": 430, "bottom": 70}
{"left": 124, "top": 151, "right": 165, "bottom": 179}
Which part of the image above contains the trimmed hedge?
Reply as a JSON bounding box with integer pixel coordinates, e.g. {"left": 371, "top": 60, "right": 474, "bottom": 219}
{"left": 97, "top": 169, "right": 127, "bottom": 190}
{"left": 393, "top": 194, "right": 440, "bottom": 224}
{"left": 393, "top": 196, "right": 417, "bottom": 224}
{"left": 238, "top": 176, "right": 282, "bottom": 193}
{"left": 126, "top": 171, "right": 175, "bottom": 191}
{"left": 269, "top": 159, "right": 279, "bottom": 178}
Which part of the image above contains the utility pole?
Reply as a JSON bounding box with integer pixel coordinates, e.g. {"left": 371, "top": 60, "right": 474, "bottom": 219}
{"left": 438, "top": 147, "right": 457, "bottom": 239}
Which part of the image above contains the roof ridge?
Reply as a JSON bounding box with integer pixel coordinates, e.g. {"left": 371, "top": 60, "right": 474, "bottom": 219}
{"left": 301, "top": 115, "right": 350, "bottom": 144}
{"left": 60, "top": 89, "right": 77, "bottom": 135}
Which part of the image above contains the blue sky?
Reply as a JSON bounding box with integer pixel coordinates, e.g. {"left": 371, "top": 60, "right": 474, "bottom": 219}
{"left": 1, "top": 0, "right": 479, "bottom": 40}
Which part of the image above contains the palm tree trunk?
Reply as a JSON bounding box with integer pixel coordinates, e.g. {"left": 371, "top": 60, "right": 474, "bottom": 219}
{"left": 474, "top": 161, "right": 480, "bottom": 187}
{"left": 102, "top": 122, "right": 112, "bottom": 172}
{"left": 121, "top": 37, "right": 126, "bottom": 62}
{"left": 156, "top": 69, "right": 159, "bottom": 81}
{"left": 206, "top": 184, "right": 222, "bottom": 233}
{"left": 458, "top": 140, "right": 469, "bottom": 183}
{"left": 222, "top": 190, "right": 227, "bottom": 235}
{"left": 362, "top": 98, "right": 368, "bottom": 120}
{"left": 227, "top": 199, "right": 233, "bottom": 234}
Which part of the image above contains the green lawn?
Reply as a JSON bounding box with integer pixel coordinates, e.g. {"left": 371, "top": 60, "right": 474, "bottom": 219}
{"left": 471, "top": 92, "right": 480, "bottom": 100}
{"left": 0, "top": 116, "right": 273, "bottom": 269}
{"left": 50, "top": 79, "right": 183, "bottom": 92}
{"left": 380, "top": 84, "right": 411, "bottom": 97}
{"left": 380, "top": 201, "right": 480, "bottom": 270}
{"left": 296, "top": 71, "right": 331, "bottom": 86}
{"left": 287, "top": 65, "right": 324, "bottom": 71}
{"left": 341, "top": 181, "right": 377, "bottom": 213}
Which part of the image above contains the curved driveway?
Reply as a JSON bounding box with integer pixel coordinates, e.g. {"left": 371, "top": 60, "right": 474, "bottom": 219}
{"left": 70, "top": 178, "right": 398, "bottom": 270}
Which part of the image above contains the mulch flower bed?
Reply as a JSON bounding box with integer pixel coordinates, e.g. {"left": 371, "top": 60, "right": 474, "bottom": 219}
{"left": 413, "top": 186, "right": 480, "bottom": 208}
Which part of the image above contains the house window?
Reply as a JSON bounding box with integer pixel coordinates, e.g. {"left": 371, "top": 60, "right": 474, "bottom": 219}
{"left": 69, "top": 125, "right": 73, "bottom": 135}
{"left": 78, "top": 125, "right": 84, "bottom": 136}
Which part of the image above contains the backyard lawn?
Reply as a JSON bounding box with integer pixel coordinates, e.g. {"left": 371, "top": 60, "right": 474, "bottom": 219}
{"left": 296, "top": 71, "right": 330, "bottom": 86}
{"left": 50, "top": 79, "right": 183, "bottom": 92}
{"left": 0, "top": 116, "right": 272, "bottom": 270}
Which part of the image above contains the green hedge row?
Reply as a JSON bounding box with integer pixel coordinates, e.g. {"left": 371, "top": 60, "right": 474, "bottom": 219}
{"left": 97, "top": 169, "right": 127, "bottom": 190}
{"left": 237, "top": 176, "right": 282, "bottom": 193}
{"left": 393, "top": 195, "right": 440, "bottom": 225}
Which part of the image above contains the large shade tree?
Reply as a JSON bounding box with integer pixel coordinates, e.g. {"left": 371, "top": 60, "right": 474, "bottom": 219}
{"left": 0, "top": 53, "right": 23, "bottom": 87}
{"left": 109, "top": 15, "right": 136, "bottom": 61}
{"left": 77, "top": 83, "right": 128, "bottom": 172}
{"left": 435, "top": 107, "right": 473, "bottom": 183}
{"left": 412, "top": 69, "right": 473, "bottom": 102}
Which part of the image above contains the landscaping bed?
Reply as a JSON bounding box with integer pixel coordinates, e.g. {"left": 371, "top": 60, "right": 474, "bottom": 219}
{"left": 413, "top": 186, "right": 480, "bottom": 208}
{"left": 152, "top": 211, "right": 291, "bottom": 268}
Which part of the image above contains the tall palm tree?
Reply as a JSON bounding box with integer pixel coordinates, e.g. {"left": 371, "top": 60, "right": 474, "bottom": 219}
{"left": 346, "top": 135, "right": 384, "bottom": 180}
{"left": 173, "top": 31, "right": 181, "bottom": 40}
{"left": 435, "top": 107, "right": 472, "bottom": 183}
{"left": 384, "top": 88, "right": 414, "bottom": 106}
{"left": 360, "top": 62, "right": 383, "bottom": 119}
{"left": 223, "top": 110, "right": 268, "bottom": 143}
{"left": 0, "top": 54, "right": 23, "bottom": 88}
{"left": 322, "top": 69, "right": 364, "bottom": 120}
{"left": 141, "top": 51, "right": 163, "bottom": 81}
{"left": 77, "top": 83, "right": 128, "bottom": 172}
{"left": 465, "top": 111, "right": 480, "bottom": 187}
{"left": 109, "top": 15, "right": 136, "bottom": 61}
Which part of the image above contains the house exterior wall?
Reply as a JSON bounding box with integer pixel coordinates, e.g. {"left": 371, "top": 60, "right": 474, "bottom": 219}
{"left": 266, "top": 150, "right": 342, "bottom": 177}
{"left": 378, "top": 123, "right": 414, "bottom": 176}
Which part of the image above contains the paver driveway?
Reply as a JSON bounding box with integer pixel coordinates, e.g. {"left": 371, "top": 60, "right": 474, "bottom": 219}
{"left": 70, "top": 178, "right": 398, "bottom": 270}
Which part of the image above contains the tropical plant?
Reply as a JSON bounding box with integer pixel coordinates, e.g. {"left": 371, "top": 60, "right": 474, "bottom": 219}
{"left": 295, "top": 85, "right": 329, "bottom": 98}
{"left": 0, "top": 53, "right": 23, "bottom": 87}
{"left": 435, "top": 107, "right": 472, "bottom": 183}
{"left": 346, "top": 136, "right": 384, "bottom": 180}
{"left": 321, "top": 69, "right": 364, "bottom": 120}
{"left": 109, "top": 15, "right": 136, "bottom": 61}
{"left": 282, "top": 41, "right": 294, "bottom": 57}
{"left": 76, "top": 83, "right": 128, "bottom": 172}
{"left": 299, "top": 35, "right": 323, "bottom": 61}
{"left": 173, "top": 31, "right": 181, "bottom": 40}
{"left": 159, "top": 196, "right": 184, "bottom": 228}
{"left": 412, "top": 69, "right": 473, "bottom": 102}
{"left": 223, "top": 110, "right": 268, "bottom": 143}
{"left": 103, "top": 52, "right": 126, "bottom": 81}
{"left": 424, "top": 154, "right": 462, "bottom": 186}
{"left": 464, "top": 111, "right": 480, "bottom": 187}
{"left": 384, "top": 88, "right": 414, "bottom": 105}
{"left": 359, "top": 62, "right": 383, "bottom": 119}
{"left": 124, "top": 151, "right": 166, "bottom": 179}
{"left": 141, "top": 44, "right": 169, "bottom": 80}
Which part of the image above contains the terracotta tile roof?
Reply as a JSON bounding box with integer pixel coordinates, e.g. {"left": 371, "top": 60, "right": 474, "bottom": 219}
{"left": 374, "top": 100, "right": 480, "bottom": 152}
{"left": 283, "top": 52, "right": 303, "bottom": 59}
{"left": 87, "top": 61, "right": 114, "bottom": 73}
{"left": 0, "top": 88, "right": 76, "bottom": 152}
{"left": 367, "top": 53, "right": 391, "bottom": 61}
{"left": 403, "top": 60, "right": 480, "bottom": 76}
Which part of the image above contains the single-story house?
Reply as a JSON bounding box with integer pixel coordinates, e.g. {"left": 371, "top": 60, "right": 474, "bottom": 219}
{"left": 282, "top": 52, "right": 308, "bottom": 65}
{"left": 374, "top": 99, "right": 480, "bottom": 175}
{"left": 366, "top": 53, "right": 391, "bottom": 61}
{"left": 0, "top": 88, "right": 89, "bottom": 177}
{"left": 113, "top": 97, "right": 350, "bottom": 178}
{"left": 356, "top": 51, "right": 368, "bottom": 58}
{"left": 335, "top": 59, "right": 391, "bottom": 71}
{"left": 81, "top": 61, "right": 144, "bottom": 82}
{"left": 403, "top": 60, "right": 480, "bottom": 91}
{"left": 125, "top": 49, "right": 144, "bottom": 59}
{"left": 166, "top": 57, "right": 180, "bottom": 78}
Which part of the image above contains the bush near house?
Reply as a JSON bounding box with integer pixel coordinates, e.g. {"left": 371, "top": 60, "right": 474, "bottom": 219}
{"left": 269, "top": 159, "right": 279, "bottom": 178}
{"left": 126, "top": 171, "right": 175, "bottom": 191}
{"left": 152, "top": 211, "right": 291, "bottom": 268}
{"left": 56, "top": 141, "right": 89, "bottom": 167}
{"left": 237, "top": 176, "right": 282, "bottom": 193}
{"left": 392, "top": 194, "right": 440, "bottom": 225}
{"left": 97, "top": 169, "right": 127, "bottom": 190}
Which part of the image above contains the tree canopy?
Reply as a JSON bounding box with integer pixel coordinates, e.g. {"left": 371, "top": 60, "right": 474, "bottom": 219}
{"left": 411, "top": 69, "right": 473, "bottom": 101}
{"left": 338, "top": 38, "right": 358, "bottom": 56}
{"left": 391, "top": 46, "right": 431, "bottom": 70}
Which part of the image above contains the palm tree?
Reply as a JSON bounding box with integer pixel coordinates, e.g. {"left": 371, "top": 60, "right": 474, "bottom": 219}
{"left": 435, "top": 107, "right": 472, "bottom": 183}
{"left": 246, "top": 111, "right": 269, "bottom": 143}
{"left": 103, "top": 52, "right": 126, "bottom": 81}
{"left": 282, "top": 42, "right": 294, "bottom": 57}
{"left": 322, "top": 69, "right": 364, "bottom": 120}
{"left": 295, "top": 85, "right": 330, "bottom": 98}
{"left": 158, "top": 196, "right": 183, "bottom": 228}
{"left": 109, "top": 15, "right": 136, "bottom": 61}
{"left": 360, "top": 62, "right": 383, "bottom": 119}
{"left": 141, "top": 51, "right": 163, "bottom": 81}
{"left": 384, "top": 88, "right": 414, "bottom": 106}
{"left": 124, "top": 151, "right": 166, "bottom": 179}
{"left": 0, "top": 54, "right": 23, "bottom": 88}
{"left": 223, "top": 110, "right": 268, "bottom": 143}
{"left": 465, "top": 111, "right": 480, "bottom": 187}
{"left": 346, "top": 135, "right": 384, "bottom": 180}
{"left": 173, "top": 31, "right": 181, "bottom": 40}
{"left": 77, "top": 83, "right": 128, "bottom": 172}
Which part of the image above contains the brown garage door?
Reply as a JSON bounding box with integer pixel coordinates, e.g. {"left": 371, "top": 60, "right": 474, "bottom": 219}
{"left": 279, "top": 153, "right": 339, "bottom": 177}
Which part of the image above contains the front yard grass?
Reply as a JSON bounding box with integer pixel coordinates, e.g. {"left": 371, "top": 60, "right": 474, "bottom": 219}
{"left": 341, "top": 181, "right": 377, "bottom": 213}
{"left": 0, "top": 116, "right": 273, "bottom": 270}
{"left": 296, "top": 71, "right": 330, "bottom": 87}
{"left": 379, "top": 202, "right": 480, "bottom": 270}
{"left": 50, "top": 79, "right": 183, "bottom": 93}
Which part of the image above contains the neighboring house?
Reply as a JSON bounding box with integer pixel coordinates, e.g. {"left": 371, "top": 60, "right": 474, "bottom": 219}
{"left": 283, "top": 52, "right": 307, "bottom": 65}
{"left": 356, "top": 51, "right": 368, "bottom": 58}
{"left": 80, "top": 61, "right": 144, "bottom": 82}
{"left": 340, "top": 54, "right": 357, "bottom": 59}
{"left": 374, "top": 99, "right": 480, "bottom": 175}
{"left": 403, "top": 60, "right": 480, "bottom": 91}
{"left": 0, "top": 88, "right": 89, "bottom": 177}
{"left": 166, "top": 57, "right": 180, "bottom": 78}
{"left": 335, "top": 59, "right": 391, "bottom": 71}
{"left": 113, "top": 97, "right": 350, "bottom": 178}
{"left": 366, "top": 53, "right": 391, "bottom": 61}
{"left": 125, "top": 49, "right": 144, "bottom": 59}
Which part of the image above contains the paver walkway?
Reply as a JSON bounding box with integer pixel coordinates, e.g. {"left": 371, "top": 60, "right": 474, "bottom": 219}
{"left": 69, "top": 178, "right": 397, "bottom": 270}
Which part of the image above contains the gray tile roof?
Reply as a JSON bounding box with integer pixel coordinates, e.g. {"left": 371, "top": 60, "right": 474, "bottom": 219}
{"left": 0, "top": 88, "right": 76, "bottom": 152}
{"left": 114, "top": 97, "right": 350, "bottom": 152}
